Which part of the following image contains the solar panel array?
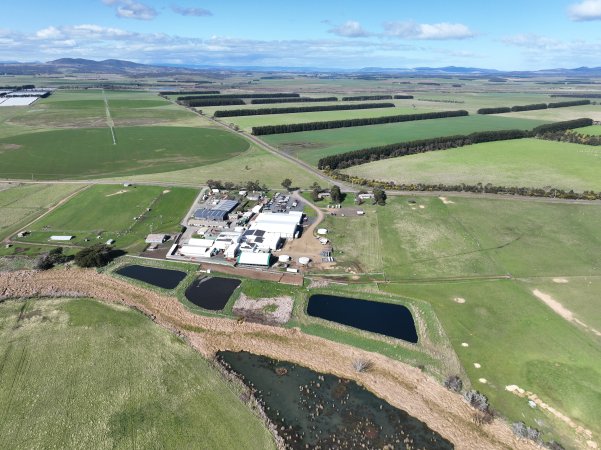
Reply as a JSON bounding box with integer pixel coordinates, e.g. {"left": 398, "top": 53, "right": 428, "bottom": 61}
{"left": 194, "top": 199, "right": 238, "bottom": 221}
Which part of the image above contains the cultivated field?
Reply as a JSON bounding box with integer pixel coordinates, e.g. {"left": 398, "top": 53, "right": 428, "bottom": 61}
{"left": 577, "top": 124, "right": 601, "bottom": 135}
{"left": 22, "top": 185, "right": 196, "bottom": 251}
{"left": 263, "top": 115, "right": 548, "bottom": 166}
{"left": 0, "top": 297, "right": 275, "bottom": 449}
{"left": 0, "top": 126, "right": 249, "bottom": 180}
{"left": 0, "top": 183, "right": 82, "bottom": 240}
{"left": 343, "top": 138, "right": 601, "bottom": 191}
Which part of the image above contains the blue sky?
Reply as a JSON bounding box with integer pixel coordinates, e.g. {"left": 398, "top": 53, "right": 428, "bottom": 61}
{"left": 2, "top": 0, "right": 601, "bottom": 69}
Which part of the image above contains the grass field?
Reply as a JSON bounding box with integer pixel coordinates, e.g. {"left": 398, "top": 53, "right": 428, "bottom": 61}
{"left": 263, "top": 115, "right": 548, "bottom": 166}
{"left": 0, "top": 297, "right": 275, "bottom": 449}
{"left": 319, "top": 195, "right": 601, "bottom": 445}
{"left": 23, "top": 185, "right": 196, "bottom": 251}
{"left": 0, "top": 126, "right": 249, "bottom": 180}
{"left": 343, "top": 138, "right": 601, "bottom": 191}
{"left": 121, "top": 143, "right": 324, "bottom": 188}
{"left": 576, "top": 125, "right": 601, "bottom": 135}
{"left": 0, "top": 183, "right": 82, "bottom": 240}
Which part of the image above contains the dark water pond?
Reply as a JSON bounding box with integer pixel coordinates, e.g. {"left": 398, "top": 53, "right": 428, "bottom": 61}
{"left": 115, "top": 264, "right": 186, "bottom": 290}
{"left": 184, "top": 276, "right": 241, "bottom": 311}
{"left": 307, "top": 295, "right": 418, "bottom": 343}
{"left": 219, "top": 351, "right": 453, "bottom": 450}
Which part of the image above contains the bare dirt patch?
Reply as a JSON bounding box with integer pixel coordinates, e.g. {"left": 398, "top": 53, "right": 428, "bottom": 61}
{"left": 532, "top": 289, "right": 601, "bottom": 337}
{"left": 439, "top": 196, "right": 455, "bottom": 204}
{"left": 552, "top": 277, "right": 569, "bottom": 284}
{"left": 105, "top": 189, "right": 129, "bottom": 197}
{"left": 453, "top": 297, "right": 466, "bottom": 304}
{"left": 232, "top": 293, "right": 293, "bottom": 325}
{"left": 0, "top": 143, "right": 22, "bottom": 152}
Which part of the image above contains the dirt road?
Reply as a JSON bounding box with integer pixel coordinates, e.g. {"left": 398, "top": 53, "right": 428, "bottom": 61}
{"left": 0, "top": 268, "right": 541, "bottom": 450}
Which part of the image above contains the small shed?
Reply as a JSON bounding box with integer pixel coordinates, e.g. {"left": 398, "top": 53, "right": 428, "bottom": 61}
{"left": 317, "top": 228, "right": 328, "bottom": 235}
{"left": 145, "top": 234, "right": 168, "bottom": 244}
{"left": 105, "top": 239, "right": 115, "bottom": 245}
{"left": 50, "top": 235, "right": 74, "bottom": 241}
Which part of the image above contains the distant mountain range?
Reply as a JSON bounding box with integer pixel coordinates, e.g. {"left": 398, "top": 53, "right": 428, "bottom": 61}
{"left": 2, "top": 57, "right": 601, "bottom": 77}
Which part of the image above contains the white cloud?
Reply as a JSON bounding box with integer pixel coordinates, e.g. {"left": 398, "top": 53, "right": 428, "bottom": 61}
{"left": 102, "top": 0, "right": 157, "bottom": 20}
{"left": 569, "top": 0, "right": 601, "bottom": 21}
{"left": 328, "top": 20, "right": 371, "bottom": 38}
{"left": 36, "top": 26, "right": 63, "bottom": 39}
{"left": 503, "top": 34, "right": 568, "bottom": 51}
{"left": 171, "top": 5, "right": 213, "bottom": 17}
{"left": 384, "top": 21, "right": 475, "bottom": 40}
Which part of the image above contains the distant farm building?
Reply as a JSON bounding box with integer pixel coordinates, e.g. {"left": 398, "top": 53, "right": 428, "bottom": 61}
{"left": 191, "top": 199, "right": 238, "bottom": 225}
{"left": 237, "top": 252, "right": 271, "bottom": 267}
{"left": 145, "top": 234, "right": 168, "bottom": 244}
{"left": 50, "top": 235, "right": 74, "bottom": 241}
{"left": 249, "top": 211, "right": 302, "bottom": 239}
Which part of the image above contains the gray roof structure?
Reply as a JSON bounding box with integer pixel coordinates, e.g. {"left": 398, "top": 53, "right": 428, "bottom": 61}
{"left": 194, "top": 199, "right": 238, "bottom": 221}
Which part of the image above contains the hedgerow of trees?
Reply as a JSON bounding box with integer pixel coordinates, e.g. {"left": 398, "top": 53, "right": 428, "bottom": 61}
{"left": 551, "top": 93, "right": 601, "bottom": 98}
{"left": 183, "top": 98, "right": 245, "bottom": 107}
{"left": 250, "top": 97, "right": 338, "bottom": 104}
{"left": 74, "top": 244, "right": 113, "bottom": 268}
{"left": 213, "top": 102, "right": 395, "bottom": 117}
{"left": 341, "top": 95, "right": 393, "bottom": 101}
{"left": 251, "top": 110, "right": 468, "bottom": 135}
{"left": 478, "top": 99, "right": 591, "bottom": 114}
{"left": 317, "top": 118, "right": 594, "bottom": 170}
{"left": 393, "top": 95, "right": 414, "bottom": 99}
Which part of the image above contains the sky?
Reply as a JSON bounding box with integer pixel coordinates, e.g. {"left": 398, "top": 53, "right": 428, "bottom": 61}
{"left": 2, "top": 0, "right": 601, "bottom": 70}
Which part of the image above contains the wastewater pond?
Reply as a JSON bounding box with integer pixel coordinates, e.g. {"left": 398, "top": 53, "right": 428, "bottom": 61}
{"left": 219, "top": 351, "right": 453, "bottom": 450}
{"left": 115, "top": 264, "right": 187, "bottom": 290}
{"left": 307, "top": 294, "right": 418, "bottom": 343}
{"left": 184, "top": 276, "right": 241, "bottom": 311}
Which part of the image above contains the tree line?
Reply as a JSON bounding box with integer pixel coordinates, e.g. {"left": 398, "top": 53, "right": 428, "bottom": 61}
{"left": 178, "top": 93, "right": 299, "bottom": 101}
{"left": 551, "top": 93, "right": 601, "bottom": 98}
{"left": 477, "top": 99, "right": 590, "bottom": 114}
{"left": 327, "top": 170, "right": 601, "bottom": 201}
{"left": 341, "top": 95, "right": 393, "bottom": 101}
{"left": 538, "top": 129, "right": 601, "bottom": 145}
{"left": 394, "top": 95, "right": 414, "bottom": 99}
{"left": 317, "top": 118, "right": 593, "bottom": 170}
{"left": 318, "top": 129, "right": 527, "bottom": 169}
{"left": 160, "top": 90, "right": 220, "bottom": 95}
{"left": 251, "top": 110, "right": 468, "bottom": 135}
{"left": 184, "top": 98, "right": 246, "bottom": 107}
{"left": 213, "top": 102, "right": 395, "bottom": 117}
{"left": 250, "top": 97, "right": 338, "bottom": 104}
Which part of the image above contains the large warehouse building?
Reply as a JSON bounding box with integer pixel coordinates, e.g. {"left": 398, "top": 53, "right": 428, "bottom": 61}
{"left": 248, "top": 211, "right": 302, "bottom": 239}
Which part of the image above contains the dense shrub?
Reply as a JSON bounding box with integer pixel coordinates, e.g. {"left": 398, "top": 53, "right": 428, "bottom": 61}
{"left": 551, "top": 93, "right": 601, "bottom": 98}
{"left": 547, "top": 99, "right": 591, "bottom": 108}
{"left": 532, "top": 118, "right": 593, "bottom": 134}
{"left": 393, "top": 95, "right": 414, "bottom": 99}
{"left": 34, "top": 247, "right": 70, "bottom": 270}
{"left": 510, "top": 103, "right": 547, "bottom": 112}
{"left": 477, "top": 107, "right": 511, "bottom": 114}
{"left": 252, "top": 110, "right": 468, "bottom": 135}
{"left": 443, "top": 375, "right": 463, "bottom": 393}
{"left": 74, "top": 244, "right": 113, "bottom": 268}
{"left": 213, "top": 102, "right": 395, "bottom": 117}
{"left": 463, "top": 390, "right": 490, "bottom": 412}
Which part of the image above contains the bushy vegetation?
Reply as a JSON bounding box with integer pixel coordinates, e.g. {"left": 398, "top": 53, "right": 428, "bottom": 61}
{"left": 393, "top": 95, "right": 414, "bottom": 99}
{"left": 341, "top": 95, "right": 393, "bottom": 101}
{"left": 477, "top": 107, "right": 511, "bottom": 114}
{"left": 74, "top": 244, "right": 113, "bottom": 268}
{"left": 34, "top": 247, "right": 70, "bottom": 270}
{"left": 443, "top": 375, "right": 463, "bottom": 393}
{"left": 511, "top": 103, "right": 548, "bottom": 112}
{"left": 547, "top": 99, "right": 591, "bottom": 108}
{"left": 538, "top": 129, "right": 601, "bottom": 145}
{"left": 250, "top": 97, "right": 338, "bottom": 104}
{"left": 252, "top": 110, "right": 469, "bottom": 135}
{"left": 551, "top": 93, "right": 601, "bottom": 98}
{"left": 213, "top": 102, "right": 395, "bottom": 117}
{"left": 532, "top": 118, "right": 593, "bottom": 134}
{"left": 318, "top": 129, "right": 527, "bottom": 169}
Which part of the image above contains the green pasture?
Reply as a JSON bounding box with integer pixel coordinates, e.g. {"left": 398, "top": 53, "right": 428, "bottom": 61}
{"left": 0, "top": 297, "right": 275, "bottom": 449}
{"left": 0, "top": 183, "right": 82, "bottom": 240}
{"left": 0, "top": 126, "right": 249, "bottom": 180}
{"left": 576, "top": 125, "right": 601, "bottom": 135}
{"left": 343, "top": 138, "right": 601, "bottom": 191}
{"left": 263, "top": 115, "right": 548, "bottom": 166}
{"left": 23, "top": 185, "right": 196, "bottom": 251}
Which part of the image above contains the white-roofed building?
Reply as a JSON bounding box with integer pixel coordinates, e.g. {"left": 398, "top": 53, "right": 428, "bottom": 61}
{"left": 188, "top": 238, "right": 215, "bottom": 247}
{"left": 237, "top": 251, "right": 271, "bottom": 266}
{"left": 249, "top": 211, "right": 301, "bottom": 239}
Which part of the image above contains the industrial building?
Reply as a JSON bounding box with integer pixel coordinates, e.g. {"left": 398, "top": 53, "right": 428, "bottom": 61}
{"left": 189, "top": 199, "right": 238, "bottom": 226}
{"left": 248, "top": 211, "right": 302, "bottom": 239}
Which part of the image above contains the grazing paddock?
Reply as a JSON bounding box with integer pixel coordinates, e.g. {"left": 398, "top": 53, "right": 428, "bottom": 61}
{"left": 343, "top": 138, "right": 601, "bottom": 191}
{"left": 0, "top": 297, "right": 275, "bottom": 450}
{"left": 24, "top": 185, "right": 196, "bottom": 251}
{"left": 263, "top": 115, "right": 548, "bottom": 166}
{"left": 0, "top": 183, "right": 82, "bottom": 240}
